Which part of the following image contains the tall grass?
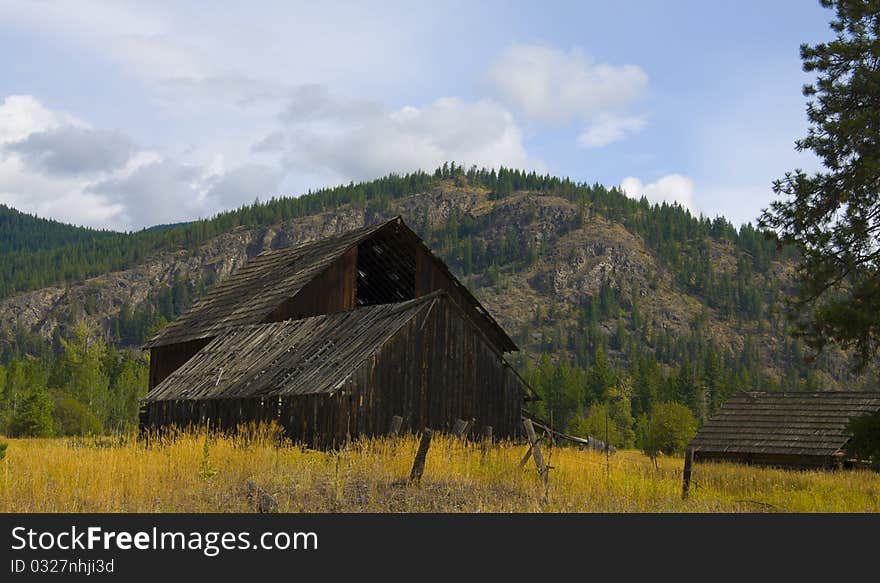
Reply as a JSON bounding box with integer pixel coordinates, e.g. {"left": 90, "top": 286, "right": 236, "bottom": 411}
{"left": 0, "top": 427, "right": 877, "bottom": 512}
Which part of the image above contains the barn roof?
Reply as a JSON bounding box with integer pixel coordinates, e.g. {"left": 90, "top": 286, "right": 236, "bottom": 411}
{"left": 143, "top": 219, "right": 392, "bottom": 349}
{"left": 143, "top": 291, "right": 534, "bottom": 402}
{"left": 689, "top": 391, "right": 880, "bottom": 458}
{"left": 144, "top": 216, "right": 517, "bottom": 352}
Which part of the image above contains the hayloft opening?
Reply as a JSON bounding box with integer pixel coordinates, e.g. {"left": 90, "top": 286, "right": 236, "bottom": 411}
{"left": 355, "top": 227, "right": 416, "bottom": 306}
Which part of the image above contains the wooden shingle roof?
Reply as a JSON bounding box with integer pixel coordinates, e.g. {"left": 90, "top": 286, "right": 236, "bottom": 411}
{"left": 689, "top": 391, "right": 880, "bottom": 458}
{"left": 143, "top": 291, "right": 532, "bottom": 402}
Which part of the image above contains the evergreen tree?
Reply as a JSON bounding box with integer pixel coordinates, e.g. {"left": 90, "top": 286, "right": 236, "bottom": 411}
{"left": 760, "top": 0, "right": 880, "bottom": 367}
{"left": 11, "top": 383, "right": 54, "bottom": 437}
{"left": 586, "top": 346, "right": 616, "bottom": 403}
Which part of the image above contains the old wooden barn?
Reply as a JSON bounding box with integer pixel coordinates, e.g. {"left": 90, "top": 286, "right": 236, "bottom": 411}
{"left": 140, "top": 217, "right": 534, "bottom": 444}
{"left": 688, "top": 391, "right": 880, "bottom": 469}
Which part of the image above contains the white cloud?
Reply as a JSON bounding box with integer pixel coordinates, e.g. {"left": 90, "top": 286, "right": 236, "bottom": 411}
{"left": 112, "top": 33, "right": 211, "bottom": 82}
{"left": 2, "top": 12, "right": 581, "bottom": 230}
{"left": 7, "top": 126, "right": 135, "bottom": 176}
{"left": 487, "top": 44, "right": 648, "bottom": 125}
{"left": 0, "top": 94, "right": 283, "bottom": 230}
{"left": 280, "top": 85, "right": 382, "bottom": 124}
{"left": 0, "top": 2, "right": 429, "bottom": 109}
{"left": 0, "top": 95, "right": 126, "bottom": 227}
{"left": 204, "top": 163, "right": 283, "bottom": 208}
{"left": 0, "top": 90, "right": 541, "bottom": 231}
{"left": 620, "top": 174, "right": 696, "bottom": 212}
{"left": 578, "top": 114, "right": 647, "bottom": 148}
{"left": 0, "top": 155, "right": 125, "bottom": 227}
{"left": 0, "top": 95, "right": 82, "bottom": 144}
{"left": 88, "top": 159, "right": 207, "bottom": 228}
{"left": 273, "top": 91, "right": 539, "bottom": 183}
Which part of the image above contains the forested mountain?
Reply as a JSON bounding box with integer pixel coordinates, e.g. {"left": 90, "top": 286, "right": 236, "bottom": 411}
{"left": 1, "top": 165, "right": 877, "bottom": 441}
{"left": 0, "top": 204, "right": 117, "bottom": 255}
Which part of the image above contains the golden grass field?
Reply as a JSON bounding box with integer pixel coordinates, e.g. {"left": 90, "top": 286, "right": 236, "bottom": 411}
{"left": 1, "top": 426, "right": 878, "bottom": 513}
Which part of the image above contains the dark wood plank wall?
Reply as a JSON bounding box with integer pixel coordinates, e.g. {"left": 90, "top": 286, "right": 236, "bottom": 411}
{"left": 320, "top": 298, "right": 522, "bottom": 441}
{"left": 263, "top": 247, "right": 357, "bottom": 322}
{"left": 148, "top": 338, "right": 211, "bottom": 390}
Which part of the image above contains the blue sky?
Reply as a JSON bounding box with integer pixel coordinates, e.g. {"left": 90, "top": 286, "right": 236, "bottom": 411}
{"left": 0, "top": 1, "right": 833, "bottom": 231}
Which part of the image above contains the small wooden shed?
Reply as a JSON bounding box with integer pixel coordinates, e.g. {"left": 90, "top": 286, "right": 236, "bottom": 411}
{"left": 688, "top": 391, "right": 880, "bottom": 469}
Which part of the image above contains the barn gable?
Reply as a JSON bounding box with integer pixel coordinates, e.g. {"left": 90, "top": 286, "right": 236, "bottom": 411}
{"left": 689, "top": 391, "right": 880, "bottom": 468}
{"left": 141, "top": 292, "right": 533, "bottom": 443}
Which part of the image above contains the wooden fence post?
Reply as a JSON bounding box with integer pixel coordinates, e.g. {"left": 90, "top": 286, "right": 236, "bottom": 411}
{"left": 519, "top": 446, "right": 533, "bottom": 468}
{"left": 388, "top": 415, "right": 403, "bottom": 437}
{"left": 410, "top": 429, "right": 433, "bottom": 482}
{"left": 682, "top": 447, "right": 694, "bottom": 500}
{"left": 522, "top": 419, "right": 547, "bottom": 476}
{"left": 480, "top": 425, "right": 493, "bottom": 461}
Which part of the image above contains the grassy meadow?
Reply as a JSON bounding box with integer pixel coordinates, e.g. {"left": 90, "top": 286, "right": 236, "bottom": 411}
{"left": 0, "top": 427, "right": 878, "bottom": 513}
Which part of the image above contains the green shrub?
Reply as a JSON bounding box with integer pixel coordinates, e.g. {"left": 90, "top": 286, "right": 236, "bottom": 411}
{"left": 53, "top": 394, "right": 103, "bottom": 436}
{"left": 570, "top": 400, "right": 635, "bottom": 448}
{"left": 640, "top": 402, "right": 698, "bottom": 463}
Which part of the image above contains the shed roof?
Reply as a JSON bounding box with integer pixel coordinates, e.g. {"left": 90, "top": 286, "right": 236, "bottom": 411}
{"left": 689, "top": 391, "right": 880, "bottom": 458}
{"left": 144, "top": 216, "right": 516, "bottom": 352}
{"left": 143, "top": 291, "right": 533, "bottom": 402}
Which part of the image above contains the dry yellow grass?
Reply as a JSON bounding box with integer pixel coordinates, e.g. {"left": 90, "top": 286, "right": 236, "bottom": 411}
{"left": 0, "top": 427, "right": 878, "bottom": 513}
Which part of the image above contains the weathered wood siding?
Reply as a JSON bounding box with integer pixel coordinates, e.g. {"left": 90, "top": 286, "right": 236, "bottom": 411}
{"left": 338, "top": 297, "right": 523, "bottom": 441}
{"left": 141, "top": 217, "right": 525, "bottom": 444}
{"left": 414, "top": 248, "right": 514, "bottom": 351}
{"left": 263, "top": 247, "right": 357, "bottom": 322}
